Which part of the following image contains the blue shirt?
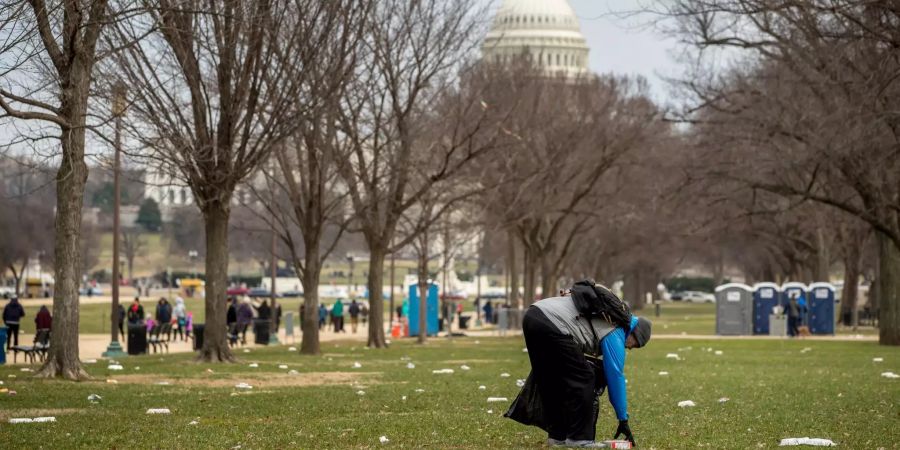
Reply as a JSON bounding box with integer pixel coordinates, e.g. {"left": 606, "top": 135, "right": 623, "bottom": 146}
{"left": 598, "top": 316, "right": 638, "bottom": 421}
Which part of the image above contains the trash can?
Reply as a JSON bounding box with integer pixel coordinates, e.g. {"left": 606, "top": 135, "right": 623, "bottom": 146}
{"left": 0, "top": 327, "right": 7, "bottom": 364}
{"left": 769, "top": 314, "right": 787, "bottom": 337}
{"left": 128, "top": 324, "right": 147, "bottom": 355}
{"left": 253, "top": 319, "right": 270, "bottom": 345}
{"left": 193, "top": 324, "right": 205, "bottom": 350}
{"left": 459, "top": 314, "right": 471, "bottom": 330}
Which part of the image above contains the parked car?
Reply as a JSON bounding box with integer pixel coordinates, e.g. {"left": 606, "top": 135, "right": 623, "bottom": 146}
{"left": 281, "top": 290, "right": 303, "bottom": 298}
{"left": 670, "top": 291, "right": 685, "bottom": 301}
{"left": 248, "top": 287, "right": 276, "bottom": 298}
{"left": 226, "top": 286, "right": 250, "bottom": 296}
{"left": 0, "top": 286, "right": 15, "bottom": 298}
{"left": 78, "top": 286, "right": 103, "bottom": 296}
{"left": 682, "top": 291, "right": 715, "bottom": 303}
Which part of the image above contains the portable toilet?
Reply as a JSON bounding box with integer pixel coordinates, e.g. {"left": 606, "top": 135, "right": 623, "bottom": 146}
{"left": 715, "top": 283, "right": 753, "bottom": 335}
{"left": 752, "top": 282, "right": 781, "bottom": 335}
{"left": 807, "top": 282, "right": 836, "bottom": 335}
{"left": 780, "top": 282, "right": 809, "bottom": 308}
{"left": 408, "top": 283, "right": 439, "bottom": 337}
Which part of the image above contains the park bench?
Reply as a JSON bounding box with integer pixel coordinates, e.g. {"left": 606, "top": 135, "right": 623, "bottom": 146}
{"left": 9, "top": 328, "right": 50, "bottom": 364}
{"left": 148, "top": 322, "right": 172, "bottom": 354}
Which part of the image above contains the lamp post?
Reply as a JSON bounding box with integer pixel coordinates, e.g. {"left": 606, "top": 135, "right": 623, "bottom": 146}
{"left": 103, "top": 82, "right": 127, "bottom": 357}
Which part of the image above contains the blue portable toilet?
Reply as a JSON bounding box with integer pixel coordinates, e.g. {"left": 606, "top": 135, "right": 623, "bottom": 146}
{"left": 807, "top": 282, "right": 836, "bottom": 335}
{"left": 752, "top": 282, "right": 781, "bottom": 335}
{"left": 780, "top": 282, "right": 808, "bottom": 308}
{"left": 408, "top": 283, "right": 439, "bottom": 336}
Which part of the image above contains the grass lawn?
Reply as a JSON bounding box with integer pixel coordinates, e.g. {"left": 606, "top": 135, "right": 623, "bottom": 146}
{"left": 1, "top": 337, "right": 898, "bottom": 448}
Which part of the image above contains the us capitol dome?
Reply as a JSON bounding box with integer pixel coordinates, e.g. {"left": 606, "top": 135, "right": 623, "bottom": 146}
{"left": 481, "top": 0, "right": 590, "bottom": 77}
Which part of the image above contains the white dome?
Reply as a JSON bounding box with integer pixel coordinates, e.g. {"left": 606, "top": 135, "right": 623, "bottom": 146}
{"left": 482, "top": 0, "right": 590, "bottom": 77}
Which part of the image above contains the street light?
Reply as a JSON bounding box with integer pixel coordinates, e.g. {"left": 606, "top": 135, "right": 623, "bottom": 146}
{"left": 103, "top": 81, "right": 127, "bottom": 358}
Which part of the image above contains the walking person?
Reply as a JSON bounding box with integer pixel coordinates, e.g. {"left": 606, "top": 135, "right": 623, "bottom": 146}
{"left": 237, "top": 298, "right": 254, "bottom": 344}
{"left": 173, "top": 297, "right": 187, "bottom": 341}
{"left": 348, "top": 299, "right": 361, "bottom": 333}
{"left": 787, "top": 292, "right": 801, "bottom": 337}
{"left": 226, "top": 297, "right": 238, "bottom": 329}
{"left": 483, "top": 301, "right": 494, "bottom": 326}
{"left": 272, "top": 299, "right": 282, "bottom": 334}
{"left": 318, "top": 303, "right": 327, "bottom": 330}
{"left": 332, "top": 299, "right": 345, "bottom": 333}
{"left": 3, "top": 297, "right": 25, "bottom": 350}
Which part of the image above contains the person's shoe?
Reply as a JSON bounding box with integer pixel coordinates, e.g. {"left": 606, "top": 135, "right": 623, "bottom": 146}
{"left": 564, "top": 439, "right": 606, "bottom": 448}
{"left": 547, "top": 437, "right": 566, "bottom": 447}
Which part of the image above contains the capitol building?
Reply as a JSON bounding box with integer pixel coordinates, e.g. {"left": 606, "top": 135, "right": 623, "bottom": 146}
{"left": 481, "top": 0, "right": 590, "bottom": 77}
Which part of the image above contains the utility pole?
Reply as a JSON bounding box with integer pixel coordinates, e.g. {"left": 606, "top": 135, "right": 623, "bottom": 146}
{"left": 388, "top": 237, "right": 395, "bottom": 334}
{"left": 269, "top": 226, "right": 279, "bottom": 344}
{"left": 103, "top": 82, "right": 127, "bottom": 357}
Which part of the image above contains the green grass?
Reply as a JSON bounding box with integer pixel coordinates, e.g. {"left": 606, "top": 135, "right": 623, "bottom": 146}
{"left": 1, "top": 337, "right": 898, "bottom": 448}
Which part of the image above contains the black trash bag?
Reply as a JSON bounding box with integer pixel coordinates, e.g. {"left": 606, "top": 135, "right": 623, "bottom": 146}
{"left": 504, "top": 371, "right": 547, "bottom": 431}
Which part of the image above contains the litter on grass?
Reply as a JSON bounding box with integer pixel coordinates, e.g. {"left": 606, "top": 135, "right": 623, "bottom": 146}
{"left": 873, "top": 357, "right": 883, "bottom": 362}
{"left": 9, "top": 417, "right": 56, "bottom": 424}
{"left": 278, "top": 365, "right": 289, "bottom": 369}
{"left": 379, "top": 436, "right": 390, "bottom": 444}
{"left": 414, "top": 388, "right": 425, "bottom": 393}
{"left": 800, "top": 347, "right": 812, "bottom": 353}
{"left": 522, "top": 348, "right": 528, "bottom": 353}
{"left": 106, "top": 379, "right": 118, "bottom": 384}
{"left": 478, "top": 385, "right": 486, "bottom": 390}
{"left": 288, "top": 370, "right": 299, "bottom": 375}
{"left": 155, "top": 381, "right": 171, "bottom": 386}
{"left": 779, "top": 438, "right": 837, "bottom": 446}
{"left": 500, "top": 373, "right": 511, "bottom": 378}
{"left": 352, "top": 362, "right": 362, "bottom": 369}
{"left": 20, "top": 368, "right": 32, "bottom": 372}
{"left": 406, "top": 362, "right": 416, "bottom": 369}
{"left": 401, "top": 395, "right": 407, "bottom": 401}
{"left": 487, "top": 409, "right": 493, "bottom": 414}
{"left": 714, "top": 351, "right": 723, "bottom": 356}
{"left": 432, "top": 369, "right": 454, "bottom": 374}
{"left": 356, "top": 390, "right": 366, "bottom": 396}
{"left": 487, "top": 397, "right": 508, "bottom": 402}
{"left": 243, "top": 349, "right": 251, "bottom": 353}
{"left": 235, "top": 383, "right": 253, "bottom": 389}
{"left": 516, "top": 379, "right": 525, "bottom": 387}
{"left": 288, "top": 347, "right": 297, "bottom": 351}
{"left": 108, "top": 364, "right": 124, "bottom": 371}
{"left": 666, "top": 353, "right": 680, "bottom": 360}
{"left": 88, "top": 394, "right": 102, "bottom": 403}
{"left": 881, "top": 372, "right": 899, "bottom": 379}
{"left": 189, "top": 420, "right": 199, "bottom": 425}
{"left": 146, "top": 408, "right": 171, "bottom": 414}
{"left": 718, "top": 397, "right": 729, "bottom": 403}
{"left": 659, "top": 371, "right": 669, "bottom": 376}
{"left": 460, "top": 365, "right": 471, "bottom": 371}
{"left": 248, "top": 363, "right": 259, "bottom": 368}
{"left": 84, "top": 359, "right": 97, "bottom": 364}
{"left": 677, "top": 400, "right": 696, "bottom": 407}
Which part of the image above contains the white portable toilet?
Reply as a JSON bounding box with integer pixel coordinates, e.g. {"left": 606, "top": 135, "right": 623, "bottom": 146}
{"left": 715, "top": 283, "right": 753, "bottom": 335}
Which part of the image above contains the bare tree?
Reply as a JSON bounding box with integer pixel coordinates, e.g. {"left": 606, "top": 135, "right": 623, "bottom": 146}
{"left": 336, "top": 0, "right": 499, "bottom": 348}
{"left": 121, "top": 227, "right": 144, "bottom": 282}
{"left": 1, "top": 0, "right": 116, "bottom": 379}
{"left": 659, "top": 0, "right": 900, "bottom": 344}
{"left": 112, "top": 0, "right": 331, "bottom": 361}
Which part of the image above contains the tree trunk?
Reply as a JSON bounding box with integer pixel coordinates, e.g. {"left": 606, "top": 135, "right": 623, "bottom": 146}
{"left": 815, "top": 227, "right": 830, "bottom": 282}
{"left": 300, "top": 252, "right": 321, "bottom": 355}
{"left": 37, "top": 123, "right": 90, "bottom": 381}
{"left": 197, "top": 202, "right": 235, "bottom": 362}
{"left": 540, "top": 255, "right": 557, "bottom": 299}
{"left": 877, "top": 232, "right": 900, "bottom": 346}
{"left": 840, "top": 245, "right": 862, "bottom": 327}
{"left": 507, "top": 230, "right": 519, "bottom": 307}
{"left": 522, "top": 244, "right": 538, "bottom": 305}
{"left": 9, "top": 264, "right": 22, "bottom": 298}
{"left": 624, "top": 269, "right": 645, "bottom": 311}
{"left": 366, "top": 248, "right": 387, "bottom": 348}
{"left": 417, "top": 233, "right": 429, "bottom": 344}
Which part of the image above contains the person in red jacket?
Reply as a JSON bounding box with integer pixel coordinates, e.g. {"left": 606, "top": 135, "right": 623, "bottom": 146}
{"left": 35, "top": 305, "right": 52, "bottom": 330}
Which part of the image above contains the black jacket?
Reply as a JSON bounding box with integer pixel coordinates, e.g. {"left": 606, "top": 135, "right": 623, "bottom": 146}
{"left": 227, "top": 304, "right": 237, "bottom": 325}
{"left": 3, "top": 300, "right": 25, "bottom": 324}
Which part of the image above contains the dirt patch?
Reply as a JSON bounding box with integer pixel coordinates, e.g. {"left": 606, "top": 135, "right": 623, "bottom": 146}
{"left": 107, "top": 371, "right": 381, "bottom": 388}
{"left": 0, "top": 408, "right": 85, "bottom": 421}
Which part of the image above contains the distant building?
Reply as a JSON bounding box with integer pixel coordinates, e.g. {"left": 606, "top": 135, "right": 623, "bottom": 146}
{"left": 481, "top": 0, "right": 590, "bottom": 78}
{"left": 143, "top": 167, "right": 261, "bottom": 222}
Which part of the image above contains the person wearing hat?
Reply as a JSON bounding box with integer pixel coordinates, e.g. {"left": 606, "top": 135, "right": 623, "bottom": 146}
{"left": 517, "top": 288, "right": 652, "bottom": 448}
